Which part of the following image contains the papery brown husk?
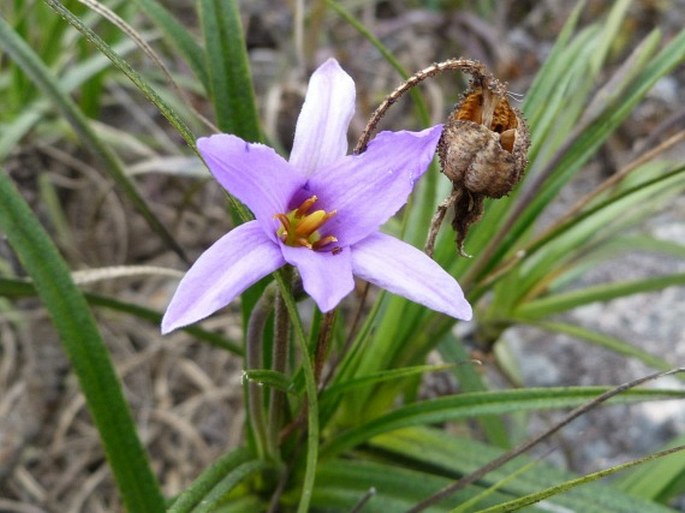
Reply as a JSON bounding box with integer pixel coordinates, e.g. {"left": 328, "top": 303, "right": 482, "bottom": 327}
{"left": 437, "top": 76, "right": 530, "bottom": 255}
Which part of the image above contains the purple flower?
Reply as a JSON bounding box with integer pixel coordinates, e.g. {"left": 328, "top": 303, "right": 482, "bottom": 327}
{"left": 161, "top": 58, "right": 472, "bottom": 334}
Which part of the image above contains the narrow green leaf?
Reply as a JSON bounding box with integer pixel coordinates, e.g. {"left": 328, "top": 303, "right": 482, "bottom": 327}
{"left": 321, "top": 387, "right": 685, "bottom": 458}
{"left": 475, "top": 445, "right": 685, "bottom": 513}
{"left": 325, "top": 0, "right": 430, "bottom": 126}
{"left": 0, "top": 170, "right": 165, "bottom": 512}
{"left": 320, "top": 364, "right": 454, "bottom": 406}
{"left": 373, "top": 427, "right": 676, "bottom": 513}
{"left": 519, "top": 320, "right": 674, "bottom": 373}
{"left": 534, "top": 25, "right": 685, "bottom": 212}
{"left": 0, "top": 277, "right": 243, "bottom": 355}
{"left": 187, "top": 460, "right": 270, "bottom": 513}
{"left": 0, "top": 11, "right": 189, "bottom": 262}
{"left": 167, "top": 447, "right": 250, "bottom": 513}
{"left": 243, "top": 369, "right": 294, "bottom": 393}
{"left": 523, "top": 0, "right": 586, "bottom": 124}
{"left": 525, "top": 29, "right": 599, "bottom": 165}
{"left": 440, "top": 338, "right": 510, "bottom": 448}
{"left": 478, "top": 26, "right": 685, "bottom": 279}
{"left": 581, "top": 28, "right": 661, "bottom": 124}
{"left": 588, "top": 0, "right": 631, "bottom": 74}
{"left": 199, "top": 0, "right": 260, "bottom": 141}
{"left": 313, "top": 459, "right": 507, "bottom": 511}
{"left": 131, "top": 0, "right": 210, "bottom": 91}
{"left": 491, "top": 165, "right": 685, "bottom": 305}
{"left": 515, "top": 273, "right": 685, "bottom": 318}
{"left": 542, "top": 235, "right": 685, "bottom": 293}
{"left": 0, "top": 35, "right": 143, "bottom": 160}
{"left": 450, "top": 457, "right": 542, "bottom": 513}
{"left": 617, "top": 434, "right": 685, "bottom": 502}
{"left": 209, "top": 496, "right": 265, "bottom": 513}
{"left": 42, "top": 0, "right": 197, "bottom": 149}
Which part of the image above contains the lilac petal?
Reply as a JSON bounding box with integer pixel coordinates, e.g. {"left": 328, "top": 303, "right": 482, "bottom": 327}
{"left": 289, "top": 58, "right": 355, "bottom": 176}
{"left": 198, "top": 134, "right": 304, "bottom": 238}
{"left": 351, "top": 232, "right": 472, "bottom": 320}
{"left": 308, "top": 125, "right": 443, "bottom": 246}
{"left": 161, "top": 221, "right": 285, "bottom": 333}
{"left": 280, "top": 245, "right": 354, "bottom": 312}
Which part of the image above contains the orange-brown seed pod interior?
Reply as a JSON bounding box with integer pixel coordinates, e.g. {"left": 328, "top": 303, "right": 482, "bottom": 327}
{"left": 453, "top": 88, "right": 518, "bottom": 152}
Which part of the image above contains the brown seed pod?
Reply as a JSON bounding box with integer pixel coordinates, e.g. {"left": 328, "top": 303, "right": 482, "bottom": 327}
{"left": 437, "top": 76, "right": 530, "bottom": 255}
{"left": 351, "top": 58, "right": 529, "bottom": 258}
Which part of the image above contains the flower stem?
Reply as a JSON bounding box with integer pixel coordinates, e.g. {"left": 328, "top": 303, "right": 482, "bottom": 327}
{"left": 245, "top": 284, "right": 276, "bottom": 459}
{"left": 267, "top": 270, "right": 291, "bottom": 458}
{"left": 314, "top": 310, "right": 337, "bottom": 387}
{"left": 272, "top": 269, "right": 319, "bottom": 513}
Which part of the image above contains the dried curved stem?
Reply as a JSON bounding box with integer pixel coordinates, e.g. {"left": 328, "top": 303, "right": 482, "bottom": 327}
{"left": 354, "top": 58, "right": 500, "bottom": 154}
{"left": 424, "top": 189, "right": 461, "bottom": 257}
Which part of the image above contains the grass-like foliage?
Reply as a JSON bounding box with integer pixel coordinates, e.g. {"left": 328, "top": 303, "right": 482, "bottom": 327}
{"left": 1, "top": 0, "right": 684, "bottom": 511}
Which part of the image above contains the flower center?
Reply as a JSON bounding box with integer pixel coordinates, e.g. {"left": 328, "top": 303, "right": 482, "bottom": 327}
{"left": 274, "top": 195, "right": 339, "bottom": 251}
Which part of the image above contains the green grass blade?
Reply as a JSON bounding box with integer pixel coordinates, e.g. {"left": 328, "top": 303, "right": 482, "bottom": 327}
{"left": 167, "top": 447, "right": 251, "bottom": 513}
{"left": 243, "top": 369, "right": 294, "bottom": 393}
{"left": 0, "top": 277, "right": 243, "bottom": 355}
{"left": 515, "top": 273, "right": 685, "bottom": 319}
{"left": 523, "top": 0, "right": 586, "bottom": 125}
{"left": 209, "top": 496, "right": 264, "bottom": 512}
{"left": 321, "top": 387, "right": 685, "bottom": 458}
{"left": 519, "top": 320, "right": 674, "bottom": 373}
{"left": 477, "top": 27, "right": 685, "bottom": 278}
{"left": 131, "top": 0, "right": 210, "bottom": 91}
{"left": 0, "top": 35, "right": 142, "bottom": 160}
{"left": 530, "top": 25, "right": 685, "bottom": 213}
{"left": 199, "top": 0, "right": 261, "bottom": 141}
{"left": 0, "top": 170, "right": 165, "bottom": 513}
{"left": 498, "top": 166, "right": 685, "bottom": 302}
{"left": 0, "top": 11, "right": 189, "bottom": 262}
{"left": 616, "top": 434, "right": 685, "bottom": 502}
{"left": 0, "top": 106, "right": 44, "bottom": 160}
{"left": 373, "top": 427, "right": 676, "bottom": 513}
{"left": 450, "top": 457, "right": 542, "bottom": 513}
{"left": 42, "top": 0, "right": 197, "bottom": 148}
{"left": 320, "top": 364, "right": 454, "bottom": 406}
{"left": 587, "top": 0, "right": 631, "bottom": 74}
{"left": 313, "top": 459, "right": 513, "bottom": 511}
{"left": 440, "top": 339, "right": 510, "bottom": 448}
{"left": 474, "top": 445, "right": 685, "bottom": 513}
{"left": 325, "top": 0, "right": 430, "bottom": 126}
{"left": 522, "top": 159, "right": 683, "bottom": 270}
{"left": 184, "top": 460, "right": 271, "bottom": 513}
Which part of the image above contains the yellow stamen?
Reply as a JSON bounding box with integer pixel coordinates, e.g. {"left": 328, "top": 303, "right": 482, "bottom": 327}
{"left": 295, "top": 237, "right": 313, "bottom": 249}
{"left": 296, "top": 210, "right": 338, "bottom": 238}
{"left": 274, "top": 196, "right": 338, "bottom": 251}
{"left": 274, "top": 213, "right": 290, "bottom": 230}
{"left": 312, "top": 235, "right": 338, "bottom": 251}
{"left": 295, "top": 195, "right": 319, "bottom": 217}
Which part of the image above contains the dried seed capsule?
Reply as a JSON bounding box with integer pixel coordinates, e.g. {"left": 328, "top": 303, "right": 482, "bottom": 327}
{"left": 437, "top": 77, "right": 530, "bottom": 255}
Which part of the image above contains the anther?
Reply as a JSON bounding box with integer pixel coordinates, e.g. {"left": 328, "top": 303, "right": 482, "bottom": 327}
{"left": 295, "top": 195, "right": 318, "bottom": 217}
{"left": 274, "top": 213, "right": 291, "bottom": 231}
{"left": 312, "top": 235, "right": 338, "bottom": 250}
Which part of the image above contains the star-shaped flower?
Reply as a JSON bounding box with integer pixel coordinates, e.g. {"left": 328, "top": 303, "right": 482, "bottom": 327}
{"left": 162, "top": 58, "right": 471, "bottom": 333}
